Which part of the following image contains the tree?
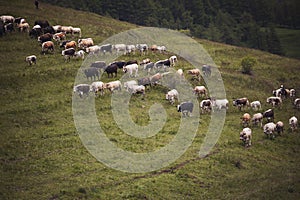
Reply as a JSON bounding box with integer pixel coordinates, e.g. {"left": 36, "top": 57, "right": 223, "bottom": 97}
{"left": 240, "top": 56, "right": 257, "bottom": 75}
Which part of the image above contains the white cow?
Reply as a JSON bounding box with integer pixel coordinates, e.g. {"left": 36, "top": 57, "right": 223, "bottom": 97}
{"left": 251, "top": 113, "right": 263, "bottom": 127}
{"left": 72, "top": 27, "right": 81, "bottom": 37}
{"left": 193, "top": 86, "right": 207, "bottom": 98}
{"left": 74, "top": 50, "right": 85, "bottom": 60}
{"left": 263, "top": 122, "right": 277, "bottom": 139}
{"left": 200, "top": 99, "right": 212, "bottom": 113}
{"left": 211, "top": 98, "right": 229, "bottom": 111}
{"left": 124, "top": 80, "right": 138, "bottom": 91}
{"left": 123, "top": 64, "right": 138, "bottom": 77}
{"left": 240, "top": 127, "right": 252, "bottom": 147}
{"left": 289, "top": 116, "right": 298, "bottom": 132}
{"left": 90, "top": 81, "right": 105, "bottom": 96}
{"left": 113, "top": 44, "right": 127, "bottom": 55}
{"left": 105, "top": 80, "right": 122, "bottom": 93}
{"left": 128, "top": 85, "right": 146, "bottom": 97}
{"left": 166, "top": 89, "right": 179, "bottom": 105}
{"left": 86, "top": 45, "right": 101, "bottom": 54}
{"left": 25, "top": 55, "right": 37, "bottom": 65}
{"left": 250, "top": 100, "right": 261, "bottom": 111}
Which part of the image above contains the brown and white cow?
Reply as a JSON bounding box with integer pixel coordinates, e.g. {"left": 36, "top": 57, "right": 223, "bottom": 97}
{"left": 233, "top": 97, "right": 249, "bottom": 111}
{"left": 187, "top": 68, "right": 201, "bottom": 81}
{"left": 241, "top": 113, "right": 251, "bottom": 127}
{"left": 41, "top": 41, "right": 54, "bottom": 54}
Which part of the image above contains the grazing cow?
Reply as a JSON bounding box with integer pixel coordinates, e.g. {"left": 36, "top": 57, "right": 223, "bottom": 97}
{"left": 15, "top": 17, "right": 26, "bottom": 25}
{"left": 105, "top": 80, "right": 122, "bottom": 93}
{"left": 241, "top": 113, "right": 251, "bottom": 127}
{"left": 29, "top": 27, "right": 42, "bottom": 38}
{"left": 64, "top": 41, "right": 76, "bottom": 50}
{"left": 193, "top": 86, "right": 207, "bottom": 98}
{"left": 34, "top": 20, "right": 50, "bottom": 29}
{"left": 136, "top": 44, "right": 148, "bottom": 54}
{"left": 53, "top": 32, "right": 66, "bottom": 43}
{"left": 123, "top": 63, "right": 139, "bottom": 77}
{"left": 140, "top": 58, "right": 151, "bottom": 66}
{"left": 154, "top": 59, "right": 171, "bottom": 71}
{"left": 84, "top": 67, "right": 99, "bottom": 80}
{"left": 266, "top": 96, "right": 282, "bottom": 107}
{"left": 125, "top": 60, "right": 138, "bottom": 66}
{"left": 86, "top": 45, "right": 101, "bottom": 54}
{"left": 43, "top": 26, "right": 55, "bottom": 34}
{"left": 72, "top": 27, "right": 81, "bottom": 37}
{"left": 250, "top": 100, "right": 261, "bottom": 111}
{"left": 211, "top": 98, "right": 229, "bottom": 111}
{"left": 74, "top": 50, "right": 85, "bottom": 60}
{"left": 177, "top": 101, "right": 194, "bottom": 117}
{"left": 126, "top": 44, "right": 136, "bottom": 54}
{"left": 276, "top": 121, "right": 284, "bottom": 136}
{"left": 149, "top": 73, "right": 162, "bottom": 85}
{"left": 252, "top": 113, "right": 263, "bottom": 127}
{"left": 176, "top": 69, "right": 184, "bottom": 78}
{"left": 4, "top": 23, "right": 14, "bottom": 32}
{"left": 137, "top": 77, "right": 151, "bottom": 88}
{"left": 169, "top": 55, "right": 177, "bottom": 67}
{"left": 166, "top": 89, "right": 179, "bottom": 105}
{"left": 124, "top": 80, "right": 138, "bottom": 91}
{"left": 290, "top": 89, "right": 296, "bottom": 98}
{"left": 104, "top": 64, "right": 118, "bottom": 78}
{"left": 233, "top": 97, "right": 249, "bottom": 111}
{"left": 263, "top": 122, "right": 277, "bottom": 139}
{"left": 110, "top": 61, "right": 126, "bottom": 69}
{"left": 240, "top": 127, "right": 252, "bottom": 147}
{"left": 273, "top": 88, "right": 282, "bottom": 98}
{"left": 0, "top": 15, "right": 15, "bottom": 24}
{"left": 78, "top": 38, "right": 94, "bottom": 49}
{"left": 90, "top": 81, "right": 105, "bottom": 96}
{"left": 18, "top": 22, "right": 30, "bottom": 32}
{"left": 157, "top": 45, "right": 166, "bottom": 53}
{"left": 62, "top": 48, "right": 76, "bottom": 61}
{"left": 113, "top": 44, "right": 127, "bottom": 55}
{"left": 289, "top": 116, "right": 298, "bottom": 132}
{"left": 128, "top": 85, "right": 146, "bottom": 98}
{"left": 32, "top": 24, "right": 41, "bottom": 30}
{"left": 41, "top": 41, "right": 54, "bottom": 54}
{"left": 53, "top": 25, "right": 62, "bottom": 33}
{"left": 25, "top": 55, "right": 37, "bottom": 65}
{"left": 73, "top": 84, "right": 90, "bottom": 98}
{"left": 200, "top": 99, "right": 212, "bottom": 113}
{"left": 202, "top": 65, "right": 212, "bottom": 76}
{"left": 294, "top": 98, "right": 300, "bottom": 109}
{"left": 38, "top": 33, "right": 52, "bottom": 44}
{"left": 90, "top": 61, "right": 106, "bottom": 70}
{"left": 61, "top": 26, "right": 73, "bottom": 34}
{"left": 143, "top": 62, "right": 155, "bottom": 73}
{"left": 99, "top": 44, "right": 113, "bottom": 54}
{"left": 187, "top": 68, "right": 201, "bottom": 81}
{"left": 262, "top": 109, "right": 274, "bottom": 122}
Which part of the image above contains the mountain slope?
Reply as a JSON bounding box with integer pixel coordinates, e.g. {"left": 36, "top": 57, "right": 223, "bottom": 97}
{"left": 0, "top": 1, "right": 300, "bottom": 199}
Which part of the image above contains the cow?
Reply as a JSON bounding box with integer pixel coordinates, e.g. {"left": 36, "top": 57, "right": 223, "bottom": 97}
{"left": 52, "top": 25, "right": 62, "bottom": 33}
{"left": 193, "top": 86, "right": 207, "bottom": 98}
{"left": 25, "top": 55, "right": 37, "bottom": 65}
{"left": 123, "top": 63, "right": 138, "bottom": 77}
{"left": 136, "top": 44, "right": 148, "bottom": 54}
{"left": 84, "top": 67, "right": 99, "bottom": 80}
{"left": 266, "top": 96, "right": 282, "bottom": 107}
{"left": 263, "top": 122, "right": 277, "bottom": 139}
{"left": 251, "top": 113, "right": 263, "bottom": 127}
{"left": 124, "top": 80, "right": 138, "bottom": 91}
{"left": 126, "top": 44, "right": 136, "bottom": 54}
{"left": 154, "top": 59, "right": 171, "bottom": 71}
{"left": 61, "top": 26, "right": 73, "bottom": 34}
{"left": 18, "top": 22, "right": 30, "bottom": 32}
{"left": 86, "top": 45, "right": 101, "bottom": 54}
{"left": 41, "top": 41, "right": 54, "bottom": 54}
{"left": 62, "top": 48, "right": 76, "bottom": 61}
{"left": 38, "top": 33, "right": 52, "bottom": 44}
{"left": 72, "top": 27, "right": 81, "bottom": 37}
{"left": 34, "top": 20, "right": 50, "bottom": 29}
{"left": 64, "top": 41, "right": 76, "bottom": 50}
{"left": 78, "top": 38, "right": 94, "bottom": 49}
{"left": 90, "top": 61, "right": 106, "bottom": 71}
{"left": 250, "top": 100, "right": 261, "bottom": 111}
{"left": 128, "top": 85, "right": 146, "bottom": 98}
{"left": 0, "top": 15, "right": 15, "bottom": 24}
{"left": 289, "top": 116, "right": 298, "bottom": 132}
{"left": 169, "top": 55, "right": 177, "bottom": 67}
{"left": 4, "top": 23, "right": 14, "bottom": 32}
{"left": 74, "top": 50, "right": 85, "bottom": 60}
{"left": 199, "top": 99, "right": 212, "bottom": 114}
{"left": 290, "top": 89, "right": 296, "bottom": 98}
{"left": 113, "top": 44, "right": 127, "bottom": 55}
{"left": 233, "top": 97, "right": 249, "bottom": 111}
{"left": 276, "top": 121, "right": 284, "bottom": 136}
{"left": 240, "top": 127, "right": 252, "bottom": 147}
{"left": 99, "top": 44, "right": 113, "bottom": 54}
{"left": 262, "top": 109, "right": 274, "bottom": 122}
{"left": 29, "top": 26, "right": 42, "bottom": 38}
{"left": 104, "top": 80, "right": 122, "bottom": 93}
{"left": 177, "top": 101, "right": 194, "bottom": 117}
{"left": 110, "top": 61, "right": 126, "bottom": 69}
{"left": 294, "top": 98, "right": 300, "bottom": 109}
{"left": 166, "top": 89, "right": 179, "bottom": 105}
{"left": 211, "top": 98, "right": 229, "bottom": 111}
{"left": 53, "top": 32, "right": 66, "bottom": 43}
{"left": 90, "top": 81, "right": 105, "bottom": 96}
{"left": 15, "top": 17, "right": 26, "bottom": 25}
{"left": 73, "top": 84, "right": 90, "bottom": 98}
{"left": 157, "top": 45, "right": 166, "bottom": 53}
{"left": 143, "top": 62, "right": 155, "bottom": 73}
{"left": 104, "top": 63, "right": 118, "bottom": 78}
{"left": 202, "top": 65, "right": 212, "bottom": 76}
{"left": 149, "top": 73, "right": 162, "bottom": 86}
{"left": 176, "top": 69, "right": 184, "bottom": 78}
{"left": 43, "top": 26, "right": 55, "bottom": 34}
{"left": 187, "top": 68, "right": 201, "bottom": 81}
{"left": 140, "top": 58, "right": 151, "bottom": 66}
{"left": 137, "top": 77, "right": 151, "bottom": 88}
{"left": 241, "top": 113, "right": 251, "bottom": 127}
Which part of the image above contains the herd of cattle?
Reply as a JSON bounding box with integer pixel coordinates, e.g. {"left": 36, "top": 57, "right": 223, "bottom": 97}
{"left": 1, "top": 14, "right": 299, "bottom": 148}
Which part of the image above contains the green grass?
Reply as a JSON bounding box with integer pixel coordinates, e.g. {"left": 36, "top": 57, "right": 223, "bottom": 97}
{"left": 276, "top": 28, "right": 300, "bottom": 60}
{"left": 1, "top": 1, "right": 300, "bottom": 199}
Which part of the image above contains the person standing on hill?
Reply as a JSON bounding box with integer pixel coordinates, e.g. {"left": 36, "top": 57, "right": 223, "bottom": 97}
{"left": 35, "top": 0, "right": 39, "bottom": 9}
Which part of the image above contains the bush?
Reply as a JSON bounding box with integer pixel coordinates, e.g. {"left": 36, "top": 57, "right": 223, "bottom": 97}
{"left": 241, "top": 56, "right": 257, "bottom": 74}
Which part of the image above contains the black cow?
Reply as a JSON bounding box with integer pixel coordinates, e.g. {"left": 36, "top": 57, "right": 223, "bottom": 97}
{"left": 109, "top": 61, "right": 125, "bottom": 69}
{"left": 4, "top": 23, "right": 14, "bottom": 32}
{"left": 62, "top": 48, "right": 76, "bottom": 62}
{"left": 155, "top": 59, "right": 171, "bottom": 71}
{"left": 263, "top": 109, "right": 274, "bottom": 122}
{"left": 73, "top": 84, "right": 90, "bottom": 98}
{"left": 34, "top": 20, "right": 50, "bottom": 29}
{"left": 104, "top": 64, "right": 118, "bottom": 78}
{"left": 43, "top": 26, "right": 55, "bottom": 34}
{"left": 38, "top": 33, "right": 52, "bottom": 43}
{"left": 177, "top": 101, "right": 194, "bottom": 117}
{"left": 29, "top": 28, "right": 42, "bottom": 38}
{"left": 202, "top": 65, "right": 212, "bottom": 76}
{"left": 84, "top": 67, "right": 99, "bottom": 80}
{"left": 144, "top": 62, "right": 154, "bottom": 73}
{"left": 100, "top": 44, "right": 112, "bottom": 54}
{"left": 0, "top": 21, "right": 5, "bottom": 36}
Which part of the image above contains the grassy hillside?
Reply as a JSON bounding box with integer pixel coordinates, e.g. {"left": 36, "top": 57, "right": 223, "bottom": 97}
{"left": 1, "top": 1, "right": 300, "bottom": 199}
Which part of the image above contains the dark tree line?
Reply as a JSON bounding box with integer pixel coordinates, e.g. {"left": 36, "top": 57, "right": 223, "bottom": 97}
{"left": 43, "top": 0, "right": 300, "bottom": 55}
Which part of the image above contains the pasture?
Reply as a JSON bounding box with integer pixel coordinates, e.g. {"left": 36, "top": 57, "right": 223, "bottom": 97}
{"left": 0, "top": 1, "right": 300, "bottom": 199}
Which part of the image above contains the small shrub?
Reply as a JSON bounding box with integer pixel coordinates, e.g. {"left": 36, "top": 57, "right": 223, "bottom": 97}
{"left": 241, "top": 56, "right": 257, "bottom": 75}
